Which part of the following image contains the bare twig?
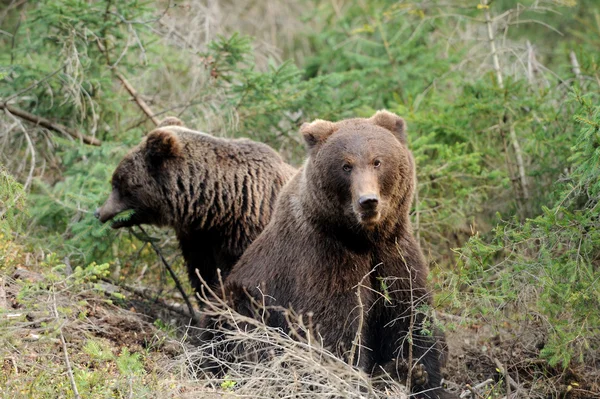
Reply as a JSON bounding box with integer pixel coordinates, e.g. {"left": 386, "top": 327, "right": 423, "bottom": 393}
{"left": 3, "top": 63, "right": 68, "bottom": 105}
{"left": 0, "top": 103, "right": 101, "bottom": 146}
{"left": 414, "top": 183, "right": 420, "bottom": 242}
{"left": 348, "top": 268, "right": 373, "bottom": 367}
{"left": 51, "top": 289, "right": 81, "bottom": 399}
{"left": 133, "top": 226, "right": 199, "bottom": 325}
{"left": 483, "top": 0, "right": 503, "bottom": 89}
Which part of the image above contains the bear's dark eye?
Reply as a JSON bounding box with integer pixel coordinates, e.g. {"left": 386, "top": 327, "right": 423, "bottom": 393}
{"left": 373, "top": 160, "right": 382, "bottom": 168}
{"left": 342, "top": 164, "right": 353, "bottom": 173}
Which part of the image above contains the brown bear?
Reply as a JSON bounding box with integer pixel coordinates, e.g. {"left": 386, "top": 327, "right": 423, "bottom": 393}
{"left": 95, "top": 117, "right": 297, "bottom": 298}
{"left": 208, "top": 111, "right": 455, "bottom": 398}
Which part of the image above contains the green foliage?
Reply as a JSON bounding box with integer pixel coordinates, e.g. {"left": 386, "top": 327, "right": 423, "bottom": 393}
{"left": 1, "top": 0, "right": 154, "bottom": 137}
{"left": 454, "top": 94, "right": 600, "bottom": 368}
{"left": 200, "top": 33, "right": 364, "bottom": 157}
{"left": 221, "top": 375, "right": 238, "bottom": 391}
{"left": 84, "top": 339, "right": 115, "bottom": 362}
{"left": 2, "top": 0, "right": 600, "bottom": 381}
{"left": 116, "top": 347, "right": 145, "bottom": 376}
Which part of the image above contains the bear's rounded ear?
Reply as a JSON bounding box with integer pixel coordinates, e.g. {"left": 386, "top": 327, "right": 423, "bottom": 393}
{"left": 369, "top": 110, "right": 407, "bottom": 144}
{"left": 300, "top": 119, "right": 337, "bottom": 152}
{"left": 157, "top": 116, "right": 185, "bottom": 128}
{"left": 145, "top": 129, "right": 182, "bottom": 166}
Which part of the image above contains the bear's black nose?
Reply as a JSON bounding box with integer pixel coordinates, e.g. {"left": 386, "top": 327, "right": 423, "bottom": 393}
{"left": 94, "top": 208, "right": 100, "bottom": 219}
{"left": 358, "top": 195, "right": 379, "bottom": 210}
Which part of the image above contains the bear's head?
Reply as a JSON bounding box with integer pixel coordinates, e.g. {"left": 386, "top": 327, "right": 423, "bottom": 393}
{"left": 95, "top": 117, "right": 185, "bottom": 228}
{"left": 300, "top": 110, "right": 414, "bottom": 232}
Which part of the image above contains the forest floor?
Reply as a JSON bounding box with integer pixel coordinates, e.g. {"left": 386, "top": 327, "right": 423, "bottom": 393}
{"left": 1, "top": 239, "right": 599, "bottom": 398}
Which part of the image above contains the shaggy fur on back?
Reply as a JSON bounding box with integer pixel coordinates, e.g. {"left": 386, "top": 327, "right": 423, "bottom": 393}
{"left": 97, "top": 122, "right": 297, "bottom": 296}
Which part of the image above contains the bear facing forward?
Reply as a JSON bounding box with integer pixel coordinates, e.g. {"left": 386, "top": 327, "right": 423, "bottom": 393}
{"left": 216, "top": 111, "right": 455, "bottom": 398}
{"left": 95, "top": 118, "right": 296, "bottom": 297}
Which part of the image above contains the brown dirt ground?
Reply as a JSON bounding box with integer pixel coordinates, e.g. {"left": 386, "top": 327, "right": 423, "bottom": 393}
{"left": 440, "top": 314, "right": 600, "bottom": 399}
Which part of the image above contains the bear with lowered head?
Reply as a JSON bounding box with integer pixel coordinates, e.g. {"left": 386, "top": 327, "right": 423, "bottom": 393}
{"left": 217, "top": 111, "right": 455, "bottom": 398}
{"left": 95, "top": 118, "right": 296, "bottom": 297}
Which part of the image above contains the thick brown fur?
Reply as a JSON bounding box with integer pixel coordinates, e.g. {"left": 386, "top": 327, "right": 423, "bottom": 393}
{"left": 96, "top": 117, "right": 297, "bottom": 296}
{"left": 207, "top": 111, "right": 455, "bottom": 398}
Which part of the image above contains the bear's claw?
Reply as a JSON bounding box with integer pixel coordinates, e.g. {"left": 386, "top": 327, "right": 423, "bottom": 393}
{"left": 412, "top": 363, "right": 429, "bottom": 387}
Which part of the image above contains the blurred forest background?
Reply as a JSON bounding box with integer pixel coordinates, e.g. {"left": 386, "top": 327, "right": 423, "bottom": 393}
{"left": 1, "top": 0, "right": 599, "bottom": 397}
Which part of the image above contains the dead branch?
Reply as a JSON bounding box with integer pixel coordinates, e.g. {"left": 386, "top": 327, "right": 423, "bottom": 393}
{"left": 115, "top": 71, "right": 160, "bottom": 126}
{"left": 0, "top": 103, "right": 101, "bottom": 146}
{"left": 134, "top": 226, "right": 199, "bottom": 325}
{"left": 95, "top": 25, "right": 159, "bottom": 127}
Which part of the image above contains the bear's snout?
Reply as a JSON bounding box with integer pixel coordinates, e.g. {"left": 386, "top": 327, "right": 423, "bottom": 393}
{"left": 354, "top": 192, "right": 382, "bottom": 227}
{"left": 358, "top": 194, "right": 379, "bottom": 210}
{"left": 96, "top": 190, "right": 128, "bottom": 224}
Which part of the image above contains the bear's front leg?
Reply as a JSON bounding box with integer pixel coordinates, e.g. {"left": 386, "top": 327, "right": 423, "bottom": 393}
{"left": 408, "top": 323, "right": 457, "bottom": 399}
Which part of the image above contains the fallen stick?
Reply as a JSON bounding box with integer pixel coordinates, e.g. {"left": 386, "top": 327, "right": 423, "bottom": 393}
{"left": 493, "top": 357, "right": 521, "bottom": 393}
{"left": 460, "top": 378, "right": 494, "bottom": 398}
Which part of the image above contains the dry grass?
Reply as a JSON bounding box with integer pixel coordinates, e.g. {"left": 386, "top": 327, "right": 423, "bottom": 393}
{"left": 161, "top": 280, "right": 410, "bottom": 399}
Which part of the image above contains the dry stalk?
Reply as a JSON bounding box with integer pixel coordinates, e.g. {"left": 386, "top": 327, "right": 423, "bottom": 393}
{"left": 405, "top": 252, "right": 415, "bottom": 392}
{"left": 347, "top": 266, "right": 379, "bottom": 368}
{"left": 51, "top": 288, "right": 81, "bottom": 399}
{"left": 0, "top": 277, "right": 7, "bottom": 310}
{"left": 482, "top": 0, "right": 529, "bottom": 204}
{"left": 569, "top": 50, "right": 583, "bottom": 86}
